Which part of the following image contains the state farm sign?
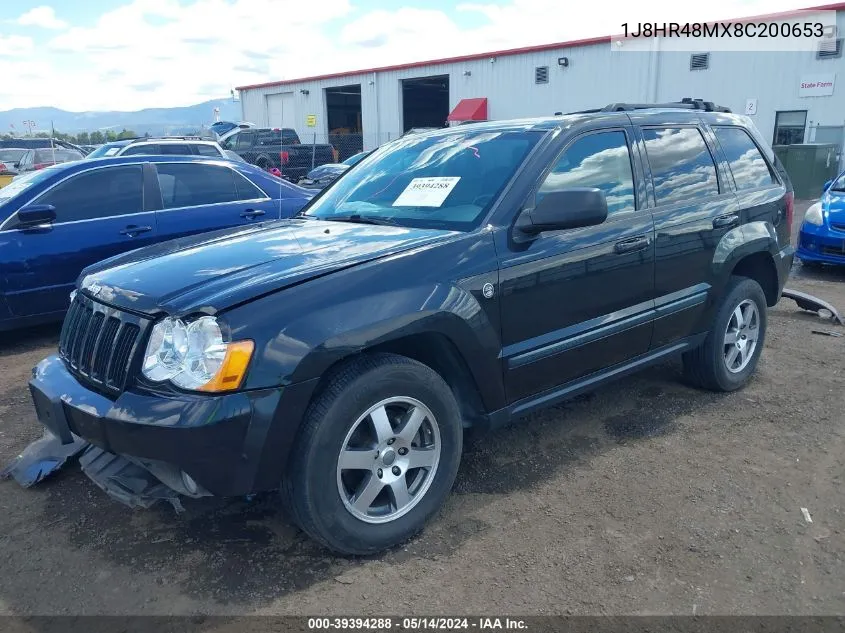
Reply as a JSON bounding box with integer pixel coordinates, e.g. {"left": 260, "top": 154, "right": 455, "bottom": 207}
{"left": 799, "top": 74, "right": 836, "bottom": 97}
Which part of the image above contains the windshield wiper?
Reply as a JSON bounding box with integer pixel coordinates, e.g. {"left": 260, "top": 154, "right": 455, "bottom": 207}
{"left": 326, "top": 214, "right": 399, "bottom": 226}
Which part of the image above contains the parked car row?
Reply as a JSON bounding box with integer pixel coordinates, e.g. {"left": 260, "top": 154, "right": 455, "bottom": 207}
{"left": 0, "top": 155, "right": 313, "bottom": 331}
{"left": 15, "top": 101, "right": 798, "bottom": 556}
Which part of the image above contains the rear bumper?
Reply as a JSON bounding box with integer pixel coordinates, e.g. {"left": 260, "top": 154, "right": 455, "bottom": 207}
{"left": 29, "top": 355, "right": 318, "bottom": 496}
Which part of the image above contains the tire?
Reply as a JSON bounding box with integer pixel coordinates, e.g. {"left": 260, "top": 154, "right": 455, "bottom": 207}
{"left": 255, "top": 155, "right": 272, "bottom": 171}
{"left": 682, "top": 276, "right": 768, "bottom": 392}
{"left": 282, "top": 353, "right": 463, "bottom": 555}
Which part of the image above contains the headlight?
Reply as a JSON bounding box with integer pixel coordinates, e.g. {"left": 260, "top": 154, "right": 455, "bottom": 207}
{"left": 804, "top": 202, "right": 824, "bottom": 226}
{"left": 142, "top": 316, "right": 254, "bottom": 392}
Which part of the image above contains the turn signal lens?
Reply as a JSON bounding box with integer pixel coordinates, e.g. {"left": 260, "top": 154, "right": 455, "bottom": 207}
{"left": 198, "top": 340, "right": 255, "bottom": 393}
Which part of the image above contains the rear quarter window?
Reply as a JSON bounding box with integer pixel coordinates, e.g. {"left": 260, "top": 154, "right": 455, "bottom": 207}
{"left": 713, "top": 127, "right": 777, "bottom": 191}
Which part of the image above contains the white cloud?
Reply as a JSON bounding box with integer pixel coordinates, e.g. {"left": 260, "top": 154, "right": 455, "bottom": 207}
{"left": 0, "top": 35, "right": 34, "bottom": 57}
{"left": 16, "top": 5, "right": 67, "bottom": 30}
{"left": 1, "top": 0, "right": 811, "bottom": 112}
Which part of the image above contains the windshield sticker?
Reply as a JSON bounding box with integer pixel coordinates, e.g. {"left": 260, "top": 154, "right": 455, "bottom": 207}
{"left": 104, "top": 147, "right": 121, "bottom": 156}
{"left": 392, "top": 177, "right": 461, "bottom": 207}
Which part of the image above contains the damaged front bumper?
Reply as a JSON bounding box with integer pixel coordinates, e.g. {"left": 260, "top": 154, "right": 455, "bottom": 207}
{"left": 20, "top": 354, "right": 286, "bottom": 503}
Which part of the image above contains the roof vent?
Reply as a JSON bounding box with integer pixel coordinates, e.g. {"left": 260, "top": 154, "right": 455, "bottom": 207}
{"left": 690, "top": 53, "right": 710, "bottom": 70}
{"left": 817, "top": 38, "right": 843, "bottom": 59}
{"left": 535, "top": 66, "right": 549, "bottom": 84}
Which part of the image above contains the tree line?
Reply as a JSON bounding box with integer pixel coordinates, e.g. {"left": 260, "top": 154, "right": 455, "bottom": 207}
{"left": 0, "top": 128, "right": 140, "bottom": 145}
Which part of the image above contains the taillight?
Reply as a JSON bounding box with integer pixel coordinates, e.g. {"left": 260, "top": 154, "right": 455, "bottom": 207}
{"left": 280, "top": 151, "right": 289, "bottom": 164}
{"left": 785, "top": 191, "right": 794, "bottom": 235}
{"left": 0, "top": 162, "right": 6, "bottom": 172}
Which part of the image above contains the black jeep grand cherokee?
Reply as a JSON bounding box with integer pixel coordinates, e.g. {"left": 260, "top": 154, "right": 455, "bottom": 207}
{"left": 29, "top": 100, "right": 794, "bottom": 554}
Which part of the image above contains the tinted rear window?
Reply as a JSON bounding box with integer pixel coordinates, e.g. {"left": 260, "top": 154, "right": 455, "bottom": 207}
{"left": 642, "top": 127, "right": 719, "bottom": 206}
{"left": 155, "top": 163, "right": 239, "bottom": 208}
{"left": 34, "top": 149, "right": 83, "bottom": 163}
{"left": 713, "top": 127, "right": 777, "bottom": 191}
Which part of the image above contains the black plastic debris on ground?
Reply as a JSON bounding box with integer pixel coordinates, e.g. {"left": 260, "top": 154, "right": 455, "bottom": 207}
{"left": 0, "top": 430, "right": 89, "bottom": 487}
{"left": 79, "top": 446, "right": 185, "bottom": 512}
{"left": 782, "top": 288, "right": 844, "bottom": 326}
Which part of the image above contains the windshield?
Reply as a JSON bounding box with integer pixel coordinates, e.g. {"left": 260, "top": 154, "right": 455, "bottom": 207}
{"left": 86, "top": 143, "right": 126, "bottom": 159}
{"left": 304, "top": 129, "right": 540, "bottom": 231}
{"left": 0, "top": 149, "right": 27, "bottom": 162}
{"left": 0, "top": 168, "right": 58, "bottom": 204}
{"left": 830, "top": 174, "right": 845, "bottom": 191}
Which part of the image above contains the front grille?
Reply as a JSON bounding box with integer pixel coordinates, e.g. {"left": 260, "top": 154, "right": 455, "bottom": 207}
{"left": 831, "top": 222, "right": 845, "bottom": 233}
{"left": 59, "top": 294, "right": 148, "bottom": 394}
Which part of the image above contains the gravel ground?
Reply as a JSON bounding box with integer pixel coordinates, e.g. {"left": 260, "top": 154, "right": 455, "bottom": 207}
{"left": 0, "top": 201, "right": 842, "bottom": 616}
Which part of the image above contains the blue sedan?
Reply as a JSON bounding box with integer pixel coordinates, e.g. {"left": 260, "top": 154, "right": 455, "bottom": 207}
{"left": 0, "top": 155, "right": 313, "bottom": 331}
{"left": 797, "top": 174, "right": 845, "bottom": 266}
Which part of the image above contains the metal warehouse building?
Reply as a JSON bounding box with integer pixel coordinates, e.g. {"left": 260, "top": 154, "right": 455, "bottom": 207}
{"left": 237, "top": 3, "right": 845, "bottom": 163}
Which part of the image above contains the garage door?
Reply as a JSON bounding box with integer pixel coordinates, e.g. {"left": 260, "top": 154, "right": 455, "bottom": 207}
{"left": 265, "top": 92, "right": 294, "bottom": 128}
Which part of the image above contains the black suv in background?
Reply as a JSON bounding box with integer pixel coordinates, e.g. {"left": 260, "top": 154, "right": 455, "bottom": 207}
{"left": 28, "top": 100, "right": 794, "bottom": 554}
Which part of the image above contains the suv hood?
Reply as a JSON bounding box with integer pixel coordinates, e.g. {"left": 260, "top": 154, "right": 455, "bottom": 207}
{"left": 80, "top": 219, "right": 458, "bottom": 315}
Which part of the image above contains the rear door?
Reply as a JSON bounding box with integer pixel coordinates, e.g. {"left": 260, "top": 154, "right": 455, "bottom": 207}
{"left": 152, "top": 162, "right": 278, "bottom": 240}
{"left": 631, "top": 114, "right": 740, "bottom": 348}
{"left": 0, "top": 163, "right": 158, "bottom": 317}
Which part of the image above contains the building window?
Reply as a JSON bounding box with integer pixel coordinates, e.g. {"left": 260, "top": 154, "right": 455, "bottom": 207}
{"left": 773, "top": 111, "right": 807, "bottom": 145}
{"left": 817, "top": 38, "right": 843, "bottom": 59}
{"left": 535, "top": 66, "right": 549, "bottom": 84}
{"left": 689, "top": 53, "right": 710, "bottom": 70}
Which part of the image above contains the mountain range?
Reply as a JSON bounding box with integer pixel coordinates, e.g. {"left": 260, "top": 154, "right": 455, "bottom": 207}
{"left": 0, "top": 98, "right": 242, "bottom": 137}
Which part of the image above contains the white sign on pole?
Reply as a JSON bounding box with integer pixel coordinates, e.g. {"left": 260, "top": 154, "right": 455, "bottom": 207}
{"left": 799, "top": 74, "right": 836, "bottom": 97}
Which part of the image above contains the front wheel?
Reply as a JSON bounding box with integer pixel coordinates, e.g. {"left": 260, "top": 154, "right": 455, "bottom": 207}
{"left": 282, "top": 354, "right": 463, "bottom": 555}
{"left": 682, "top": 276, "right": 768, "bottom": 392}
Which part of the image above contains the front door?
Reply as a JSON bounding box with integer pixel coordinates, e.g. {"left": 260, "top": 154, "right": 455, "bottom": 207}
{"left": 0, "top": 163, "right": 158, "bottom": 317}
{"left": 496, "top": 127, "right": 655, "bottom": 404}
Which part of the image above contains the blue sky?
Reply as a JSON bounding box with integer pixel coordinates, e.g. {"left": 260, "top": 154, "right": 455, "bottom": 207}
{"left": 0, "top": 0, "right": 810, "bottom": 113}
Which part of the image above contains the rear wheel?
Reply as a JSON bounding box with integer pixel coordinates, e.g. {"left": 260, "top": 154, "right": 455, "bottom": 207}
{"left": 683, "top": 276, "right": 767, "bottom": 392}
{"left": 282, "top": 354, "right": 463, "bottom": 555}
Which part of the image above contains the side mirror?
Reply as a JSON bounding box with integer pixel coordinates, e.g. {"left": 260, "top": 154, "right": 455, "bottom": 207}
{"left": 823, "top": 179, "right": 833, "bottom": 194}
{"left": 515, "top": 188, "right": 608, "bottom": 239}
{"left": 18, "top": 204, "right": 56, "bottom": 227}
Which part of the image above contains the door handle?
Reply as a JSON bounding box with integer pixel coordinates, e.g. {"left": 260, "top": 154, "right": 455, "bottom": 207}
{"left": 713, "top": 214, "right": 739, "bottom": 229}
{"left": 120, "top": 225, "right": 152, "bottom": 237}
{"left": 240, "top": 209, "right": 265, "bottom": 219}
{"left": 614, "top": 235, "right": 650, "bottom": 254}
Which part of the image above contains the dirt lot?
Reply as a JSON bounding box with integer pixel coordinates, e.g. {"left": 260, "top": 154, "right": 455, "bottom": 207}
{"left": 0, "top": 202, "right": 843, "bottom": 616}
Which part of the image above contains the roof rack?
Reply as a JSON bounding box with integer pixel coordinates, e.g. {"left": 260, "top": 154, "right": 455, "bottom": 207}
{"left": 600, "top": 98, "right": 731, "bottom": 113}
